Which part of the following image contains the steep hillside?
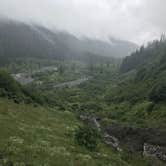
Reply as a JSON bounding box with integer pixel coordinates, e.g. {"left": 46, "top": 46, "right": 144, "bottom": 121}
{"left": 0, "top": 20, "right": 68, "bottom": 65}
{"left": 111, "top": 37, "right": 166, "bottom": 103}
{"left": 120, "top": 36, "right": 166, "bottom": 72}
{"left": 0, "top": 70, "right": 57, "bottom": 106}
{"left": 33, "top": 25, "right": 138, "bottom": 58}
{"left": 0, "top": 70, "right": 34, "bottom": 103}
{"left": 0, "top": 98, "right": 138, "bottom": 166}
{"left": 0, "top": 19, "right": 137, "bottom": 67}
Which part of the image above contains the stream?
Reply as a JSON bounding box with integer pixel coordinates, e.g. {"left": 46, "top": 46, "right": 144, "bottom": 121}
{"left": 79, "top": 114, "right": 166, "bottom": 162}
{"left": 79, "top": 115, "right": 122, "bottom": 151}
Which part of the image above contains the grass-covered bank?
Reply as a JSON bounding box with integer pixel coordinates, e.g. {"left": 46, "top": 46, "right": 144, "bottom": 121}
{"left": 0, "top": 98, "right": 133, "bottom": 166}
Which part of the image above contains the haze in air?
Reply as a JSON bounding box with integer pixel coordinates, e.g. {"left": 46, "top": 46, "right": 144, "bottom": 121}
{"left": 0, "top": 0, "right": 166, "bottom": 44}
{"left": 0, "top": 1, "right": 166, "bottom": 166}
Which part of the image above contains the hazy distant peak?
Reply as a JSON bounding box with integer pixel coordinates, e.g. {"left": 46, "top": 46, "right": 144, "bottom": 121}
{"left": 0, "top": 19, "right": 138, "bottom": 58}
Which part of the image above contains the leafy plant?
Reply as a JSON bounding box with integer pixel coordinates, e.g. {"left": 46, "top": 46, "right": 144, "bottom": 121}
{"left": 149, "top": 82, "right": 166, "bottom": 102}
{"left": 75, "top": 125, "right": 100, "bottom": 151}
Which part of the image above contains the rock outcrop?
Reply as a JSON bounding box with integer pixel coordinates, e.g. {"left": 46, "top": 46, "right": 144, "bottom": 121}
{"left": 79, "top": 115, "right": 166, "bottom": 162}
{"left": 79, "top": 115, "right": 122, "bottom": 151}
{"left": 103, "top": 133, "right": 122, "bottom": 151}
{"left": 143, "top": 143, "right": 166, "bottom": 161}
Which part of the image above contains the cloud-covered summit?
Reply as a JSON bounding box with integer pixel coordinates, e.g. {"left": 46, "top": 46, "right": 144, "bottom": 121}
{"left": 0, "top": 0, "right": 165, "bottom": 44}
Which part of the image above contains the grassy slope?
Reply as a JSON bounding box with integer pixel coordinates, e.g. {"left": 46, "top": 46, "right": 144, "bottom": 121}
{"left": 0, "top": 98, "right": 130, "bottom": 166}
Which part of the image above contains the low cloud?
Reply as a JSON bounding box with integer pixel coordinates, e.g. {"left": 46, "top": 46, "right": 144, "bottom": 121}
{"left": 0, "top": 0, "right": 165, "bottom": 44}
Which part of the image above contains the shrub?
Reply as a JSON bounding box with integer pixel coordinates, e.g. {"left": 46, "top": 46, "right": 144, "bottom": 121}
{"left": 149, "top": 82, "right": 166, "bottom": 102}
{"left": 0, "top": 70, "right": 21, "bottom": 94}
{"left": 146, "top": 102, "right": 155, "bottom": 113}
{"left": 0, "top": 88, "right": 7, "bottom": 97}
{"left": 80, "top": 103, "right": 102, "bottom": 113}
{"left": 135, "top": 68, "right": 147, "bottom": 81}
{"left": 75, "top": 125, "right": 100, "bottom": 151}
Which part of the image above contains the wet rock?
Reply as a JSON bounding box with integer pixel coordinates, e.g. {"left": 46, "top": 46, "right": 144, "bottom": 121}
{"left": 79, "top": 115, "right": 122, "bottom": 151}
{"left": 103, "top": 133, "right": 122, "bottom": 152}
{"left": 143, "top": 143, "right": 166, "bottom": 161}
{"left": 105, "top": 124, "right": 166, "bottom": 153}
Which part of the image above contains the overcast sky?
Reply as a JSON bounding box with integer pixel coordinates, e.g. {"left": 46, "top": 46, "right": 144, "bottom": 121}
{"left": 0, "top": 0, "right": 166, "bottom": 45}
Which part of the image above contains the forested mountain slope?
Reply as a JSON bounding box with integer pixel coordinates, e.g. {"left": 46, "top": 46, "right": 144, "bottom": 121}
{"left": 120, "top": 36, "right": 166, "bottom": 72}
{"left": 0, "top": 19, "right": 137, "bottom": 67}
{"left": 110, "top": 37, "right": 166, "bottom": 104}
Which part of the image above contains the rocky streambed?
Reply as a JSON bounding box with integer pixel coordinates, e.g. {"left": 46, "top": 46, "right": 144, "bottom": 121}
{"left": 79, "top": 115, "right": 122, "bottom": 151}
{"left": 79, "top": 114, "right": 166, "bottom": 162}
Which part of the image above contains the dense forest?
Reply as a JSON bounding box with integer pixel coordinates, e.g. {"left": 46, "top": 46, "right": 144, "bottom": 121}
{"left": 116, "top": 35, "right": 166, "bottom": 103}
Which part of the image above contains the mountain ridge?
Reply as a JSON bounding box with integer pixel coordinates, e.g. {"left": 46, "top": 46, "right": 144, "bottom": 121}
{"left": 0, "top": 18, "right": 138, "bottom": 65}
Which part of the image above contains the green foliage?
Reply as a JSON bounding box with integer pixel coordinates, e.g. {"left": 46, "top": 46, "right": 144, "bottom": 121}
{"left": 135, "top": 67, "right": 147, "bottom": 81}
{"left": 149, "top": 82, "right": 166, "bottom": 102}
{"left": 0, "top": 70, "right": 24, "bottom": 103}
{"left": 75, "top": 125, "right": 100, "bottom": 151}
{"left": 110, "top": 36, "right": 166, "bottom": 106}
{"left": 0, "top": 70, "right": 21, "bottom": 94}
{"left": 80, "top": 102, "right": 103, "bottom": 113}
{"left": 1, "top": 20, "right": 166, "bottom": 166}
{"left": 0, "top": 99, "right": 129, "bottom": 166}
{"left": 0, "top": 70, "right": 52, "bottom": 106}
{"left": 120, "top": 38, "right": 166, "bottom": 73}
